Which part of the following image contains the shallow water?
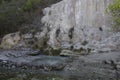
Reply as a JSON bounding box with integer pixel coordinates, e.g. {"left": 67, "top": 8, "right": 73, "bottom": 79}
{"left": 0, "top": 50, "right": 120, "bottom": 80}
{"left": 0, "top": 49, "right": 77, "bottom": 80}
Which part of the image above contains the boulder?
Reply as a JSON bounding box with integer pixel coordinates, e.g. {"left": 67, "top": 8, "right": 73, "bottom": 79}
{"left": 0, "top": 32, "right": 21, "bottom": 49}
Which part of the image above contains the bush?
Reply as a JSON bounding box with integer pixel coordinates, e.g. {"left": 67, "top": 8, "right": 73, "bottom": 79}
{"left": 0, "top": 0, "right": 61, "bottom": 37}
{"left": 108, "top": 0, "right": 120, "bottom": 31}
{"left": 22, "top": 0, "right": 33, "bottom": 12}
{"left": 0, "top": 0, "right": 32, "bottom": 37}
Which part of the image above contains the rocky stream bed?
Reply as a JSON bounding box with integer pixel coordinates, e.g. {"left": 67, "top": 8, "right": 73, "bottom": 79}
{"left": 0, "top": 49, "right": 120, "bottom": 80}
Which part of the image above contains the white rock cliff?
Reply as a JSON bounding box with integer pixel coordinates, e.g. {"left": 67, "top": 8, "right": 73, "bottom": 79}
{"left": 41, "top": 0, "right": 119, "bottom": 51}
{"left": 1, "top": 0, "right": 120, "bottom": 52}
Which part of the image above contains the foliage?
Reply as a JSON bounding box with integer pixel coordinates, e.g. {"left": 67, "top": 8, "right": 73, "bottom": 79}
{"left": 0, "top": 0, "right": 31, "bottom": 36}
{"left": 0, "top": 0, "right": 60, "bottom": 37}
{"left": 22, "top": 0, "right": 33, "bottom": 12}
{"left": 107, "top": 0, "right": 120, "bottom": 31}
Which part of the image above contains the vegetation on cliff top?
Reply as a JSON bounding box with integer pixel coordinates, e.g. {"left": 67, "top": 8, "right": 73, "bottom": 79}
{"left": 108, "top": 0, "right": 120, "bottom": 31}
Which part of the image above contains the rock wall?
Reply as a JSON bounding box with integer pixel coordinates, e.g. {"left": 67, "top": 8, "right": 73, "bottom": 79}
{"left": 1, "top": 0, "right": 120, "bottom": 53}
{"left": 41, "top": 0, "right": 119, "bottom": 51}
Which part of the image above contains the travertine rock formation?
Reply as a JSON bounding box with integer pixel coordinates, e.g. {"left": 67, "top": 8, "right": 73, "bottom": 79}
{"left": 41, "top": 0, "right": 119, "bottom": 52}
{"left": 1, "top": 0, "right": 120, "bottom": 53}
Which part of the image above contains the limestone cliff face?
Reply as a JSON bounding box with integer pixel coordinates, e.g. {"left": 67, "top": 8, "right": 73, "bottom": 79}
{"left": 1, "top": 0, "right": 120, "bottom": 52}
{"left": 41, "top": 0, "right": 120, "bottom": 51}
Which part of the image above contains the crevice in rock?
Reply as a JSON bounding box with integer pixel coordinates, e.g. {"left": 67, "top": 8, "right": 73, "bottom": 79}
{"left": 56, "top": 28, "right": 61, "bottom": 38}
{"left": 68, "top": 27, "right": 74, "bottom": 39}
{"left": 99, "top": 27, "right": 103, "bottom": 31}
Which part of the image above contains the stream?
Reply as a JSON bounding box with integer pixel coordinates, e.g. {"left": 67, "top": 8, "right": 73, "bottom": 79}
{"left": 0, "top": 49, "right": 76, "bottom": 80}
{"left": 0, "top": 49, "right": 120, "bottom": 80}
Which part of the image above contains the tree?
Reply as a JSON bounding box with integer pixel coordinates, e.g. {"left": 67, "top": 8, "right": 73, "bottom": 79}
{"left": 0, "top": 0, "right": 60, "bottom": 37}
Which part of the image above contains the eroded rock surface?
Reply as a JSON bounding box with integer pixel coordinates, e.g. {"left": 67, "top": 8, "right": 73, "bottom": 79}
{"left": 0, "top": 0, "right": 120, "bottom": 54}
{"left": 41, "top": 0, "right": 117, "bottom": 51}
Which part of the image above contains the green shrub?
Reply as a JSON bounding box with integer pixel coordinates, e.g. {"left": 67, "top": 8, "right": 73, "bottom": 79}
{"left": 22, "top": 0, "right": 33, "bottom": 12}
{"left": 107, "top": 0, "right": 120, "bottom": 31}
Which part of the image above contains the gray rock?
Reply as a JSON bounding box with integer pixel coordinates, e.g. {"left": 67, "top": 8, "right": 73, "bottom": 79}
{"left": 0, "top": 50, "right": 70, "bottom": 71}
{"left": 0, "top": 0, "right": 119, "bottom": 54}
{"left": 0, "top": 32, "right": 21, "bottom": 49}
{"left": 41, "top": 0, "right": 115, "bottom": 52}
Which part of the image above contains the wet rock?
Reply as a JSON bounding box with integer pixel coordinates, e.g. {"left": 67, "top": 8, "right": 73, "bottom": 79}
{"left": 60, "top": 50, "right": 74, "bottom": 56}
{"left": 0, "top": 49, "right": 120, "bottom": 80}
{"left": 64, "top": 51, "right": 120, "bottom": 80}
{"left": 0, "top": 50, "right": 70, "bottom": 71}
